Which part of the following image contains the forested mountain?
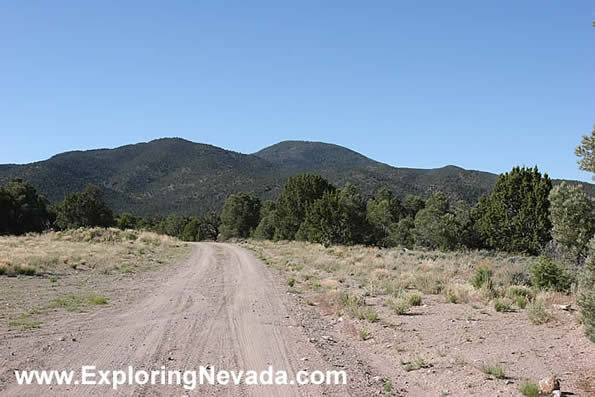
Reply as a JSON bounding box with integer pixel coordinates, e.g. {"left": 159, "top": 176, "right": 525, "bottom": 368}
{"left": 0, "top": 138, "right": 592, "bottom": 215}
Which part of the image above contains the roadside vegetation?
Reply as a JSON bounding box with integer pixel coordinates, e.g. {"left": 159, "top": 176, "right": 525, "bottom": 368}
{"left": 1, "top": 126, "right": 594, "bottom": 345}
{"left": 0, "top": 228, "right": 188, "bottom": 331}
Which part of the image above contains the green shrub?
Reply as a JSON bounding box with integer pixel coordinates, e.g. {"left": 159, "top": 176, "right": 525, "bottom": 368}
{"left": 494, "top": 299, "right": 513, "bottom": 312}
{"left": 287, "top": 277, "right": 296, "bottom": 287}
{"left": 407, "top": 293, "right": 422, "bottom": 306}
{"left": 446, "top": 289, "right": 457, "bottom": 303}
{"left": 338, "top": 291, "right": 363, "bottom": 307}
{"left": 530, "top": 256, "right": 571, "bottom": 292}
{"left": 87, "top": 295, "right": 108, "bottom": 305}
{"left": 515, "top": 296, "right": 528, "bottom": 309}
{"left": 471, "top": 266, "right": 492, "bottom": 289}
{"left": 14, "top": 264, "right": 36, "bottom": 276}
{"left": 337, "top": 292, "right": 373, "bottom": 320}
{"left": 482, "top": 364, "right": 506, "bottom": 379}
{"left": 578, "top": 239, "right": 595, "bottom": 343}
{"left": 383, "top": 379, "right": 392, "bottom": 393}
{"left": 389, "top": 298, "right": 410, "bottom": 315}
{"left": 413, "top": 273, "right": 444, "bottom": 294}
{"left": 479, "top": 279, "right": 498, "bottom": 301}
{"left": 506, "top": 285, "right": 533, "bottom": 299}
{"left": 444, "top": 283, "right": 473, "bottom": 304}
{"left": 505, "top": 269, "right": 532, "bottom": 287}
{"left": 527, "top": 299, "right": 552, "bottom": 325}
{"left": 519, "top": 380, "right": 539, "bottom": 397}
{"left": 365, "top": 309, "right": 379, "bottom": 323}
{"left": 359, "top": 329, "right": 370, "bottom": 341}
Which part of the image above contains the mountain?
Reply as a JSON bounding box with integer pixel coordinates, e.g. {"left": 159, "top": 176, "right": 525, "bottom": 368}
{"left": 0, "top": 138, "right": 280, "bottom": 215}
{"left": 254, "top": 141, "right": 501, "bottom": 203}
{"left": 254, "top": 140, "right": 377, "bottom": 171}
{"left": 0, "top": 138, "right": 592, "bottom": 215}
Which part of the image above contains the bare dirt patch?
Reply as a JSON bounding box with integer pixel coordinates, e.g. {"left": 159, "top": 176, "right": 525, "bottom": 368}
{"left": 0, "top": 241, "right": 381, "bottom": 396}
{"left": 0, "top": 228, "right": 188, "bottom": 335}
{"left": 244, "top": 240, "right": 595, "bottom": 396}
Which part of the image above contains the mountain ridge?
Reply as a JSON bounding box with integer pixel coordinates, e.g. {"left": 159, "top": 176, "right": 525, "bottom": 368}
{"left": 1, "top": 138, "right": 592, "bottom": 215}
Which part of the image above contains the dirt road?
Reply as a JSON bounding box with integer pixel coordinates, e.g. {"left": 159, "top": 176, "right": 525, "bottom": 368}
{"left": 1, "top": 243, "right": 373, "bottom": 396}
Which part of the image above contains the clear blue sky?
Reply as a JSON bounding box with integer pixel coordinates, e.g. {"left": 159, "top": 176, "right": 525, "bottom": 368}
{"left": 1, "top": 1, "right": 593, "bottom": 181}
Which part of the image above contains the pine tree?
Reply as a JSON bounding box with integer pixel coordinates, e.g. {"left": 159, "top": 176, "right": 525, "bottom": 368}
{"left": 575, "top": 125, "right": 595, "bottom": 178}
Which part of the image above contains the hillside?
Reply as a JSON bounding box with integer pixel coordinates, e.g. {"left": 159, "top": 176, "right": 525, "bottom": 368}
{"left": 0, "top": 138, "right": 592, "bottom": 215}
{"left": 257, "top": 141, "right": 503, "bottom": 202}
{"left": 0, "top": 138, "right": 280, "bottom": 215}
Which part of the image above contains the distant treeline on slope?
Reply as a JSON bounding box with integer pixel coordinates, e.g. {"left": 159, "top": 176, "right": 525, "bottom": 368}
{"left": 2, "top": 165, "right": 594, "bottom": 344}
{"left": 0, "top": 138, "right": 593, "bottom": 216}
{"left": 1, "top": 166, "right": 592, "bottom": 260}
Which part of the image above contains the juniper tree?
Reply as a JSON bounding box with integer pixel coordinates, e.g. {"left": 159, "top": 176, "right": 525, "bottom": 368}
{"left": 298, "top": 184, "right": 368, "bottom": 246}
{"left": 575, "top": 125, "right": 595, "bottom": 178}
{"left": 55, "top": 184, "right": 114, "bottom": 230}
{"left": 220, "top": 193, "right": 261, "bottom": 239}
{"left": 549, "top": 182, "right": 594, "bottom": 263}
{"left": 254, "top": 201, "right": 276, "bottom": 240}
{"left": 0, "top": 178, "right": 52, "bottom": 235}
{"left": 575, "top": 125, "right": 595, "bottom": 342}
{"left": 475, "top": 166, "right": 552, "bottom": 255}
{"left": 274, "top": 174, "right": 335, "bottom": 240}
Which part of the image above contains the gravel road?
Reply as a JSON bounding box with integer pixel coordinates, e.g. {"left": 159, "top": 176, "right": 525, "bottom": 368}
{"left": 1, "top": 243, "right": 365, "bottom": 396}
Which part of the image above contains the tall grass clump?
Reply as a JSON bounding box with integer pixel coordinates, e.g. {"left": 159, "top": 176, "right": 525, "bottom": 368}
{"left": 407, "top": 293, "right": 422, "bottom": 306}
{"left": 493, "top": 298, "right": 514, "bottom": 312}
{"left": 388, "top": 298, "right": 410, "bottom": 315}
{"left": 444, "top": 283, "right": 474, "bottom": 304}
{"left": 519, "top": 380, "right": 539, "bottom": 397}
{"left": 471, "top": 265, "right": 492, "bottom": 289}
{"left": 413, "top": 273, "right": 444, "bottom": 294}
{"left": 527, "top": 299, "right": 552, "bottom": 325}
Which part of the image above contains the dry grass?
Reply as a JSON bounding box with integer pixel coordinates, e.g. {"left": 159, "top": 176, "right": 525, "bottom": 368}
{"left": 0, "top": 228, "right": 183, "bottom": 275}
{"left": 244, "top": 240, "right": 534, "bottom": 303}
{"left": 242, "top": 240, "right": 581, "bottom": 329}
{"left": 0, "top": 228, "right": 189, "bottom": 331}
{"left": 242, "top": 240, "right": 594, "bottom": 393}
{"left": 244, "top": 241, "right": 559, "bottom": 332}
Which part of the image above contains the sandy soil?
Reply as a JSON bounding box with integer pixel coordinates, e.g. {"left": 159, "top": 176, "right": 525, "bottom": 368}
{"left": 0, "top": 243, "right": 382, "bottom": 396}
{"left": 2, "top": 242, "right": 593, "bottom": 396}
{"left": 244, "top": 240, "right": 595, "bottom": 397}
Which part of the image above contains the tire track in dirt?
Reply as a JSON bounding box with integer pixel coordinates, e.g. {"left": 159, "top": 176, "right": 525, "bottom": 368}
{"left": 1, "top": 243, "right": 365, "bottom": 396}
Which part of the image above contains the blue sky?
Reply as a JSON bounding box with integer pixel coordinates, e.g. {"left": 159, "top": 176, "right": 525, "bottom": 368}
{"left": 1, "top": 1, "right": 593, "bottom": 182}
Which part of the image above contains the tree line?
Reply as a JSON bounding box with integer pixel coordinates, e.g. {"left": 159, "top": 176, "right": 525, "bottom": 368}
{"left": 0, "top": 181, "right": 222, "bottom": 242}
{"left": 0, "top": 125, "right": 594, "bottom": 341}
{"left": 219, "top": 167, "right": 593, "bottom": 260}
{"left": 1, "top": 161, "right": 592, "bottom": 261}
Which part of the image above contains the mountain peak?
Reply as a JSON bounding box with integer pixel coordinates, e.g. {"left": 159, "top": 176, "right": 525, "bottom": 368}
{"left": 254, "top": 140, "right": 377, "bottom": 170}
{"left": 1, "top": 138, "right": 592, "bottom": 215}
